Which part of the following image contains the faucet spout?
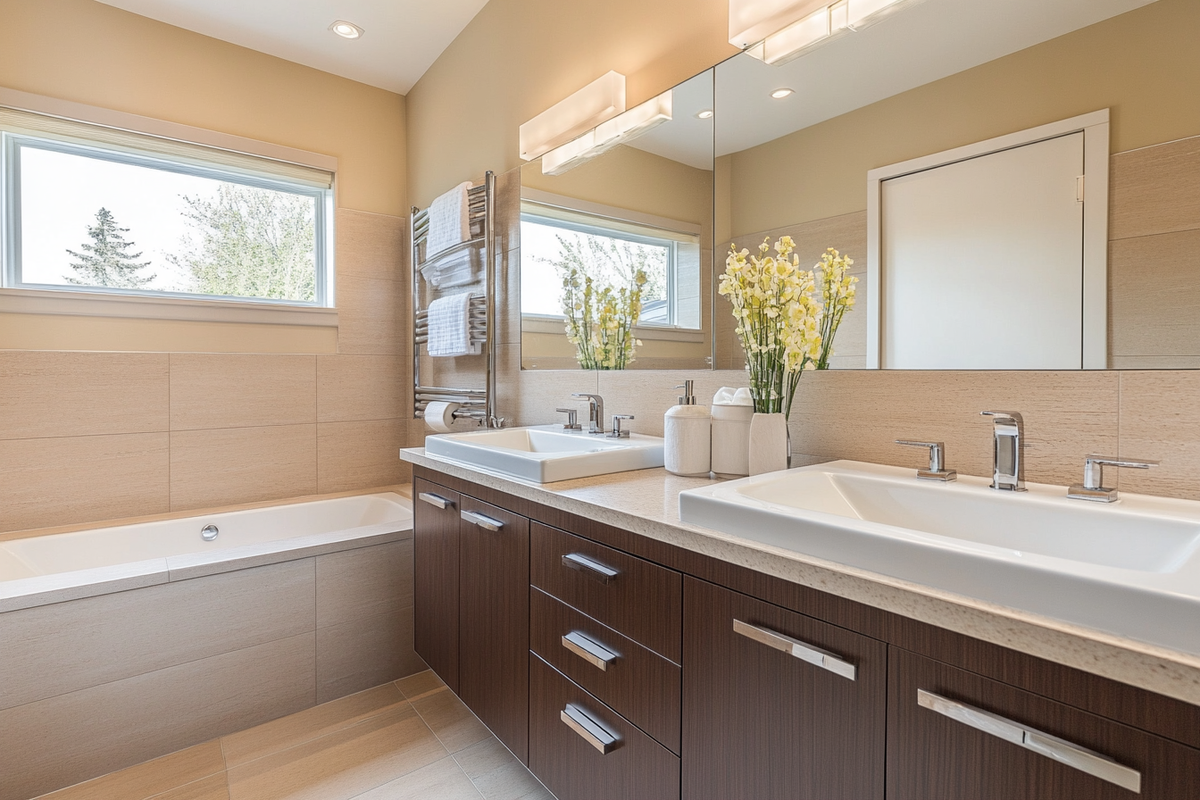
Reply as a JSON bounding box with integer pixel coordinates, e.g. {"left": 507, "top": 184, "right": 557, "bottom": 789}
{"left": 572, "top": 393, "right": 605, "bottom": 435}
{"left": 981, "top": 411, "right": 1026, "bottom": 491}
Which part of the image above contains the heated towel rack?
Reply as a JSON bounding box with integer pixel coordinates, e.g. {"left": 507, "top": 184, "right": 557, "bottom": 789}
{"left": 411, "top": 171, "right": 501, "bottom": 427}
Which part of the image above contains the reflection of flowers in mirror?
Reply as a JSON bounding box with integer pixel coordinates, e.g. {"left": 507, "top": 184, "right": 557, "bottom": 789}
{"left": 814, "top": 248, "right": 858, "bottom": 370}
{"left": 559, "top": 265, "right": 648, "bottom": 370}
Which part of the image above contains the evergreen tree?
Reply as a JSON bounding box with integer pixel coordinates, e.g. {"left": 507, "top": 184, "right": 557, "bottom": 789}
{"left": 64, "top": 207, "right": 156, "bottom": 289}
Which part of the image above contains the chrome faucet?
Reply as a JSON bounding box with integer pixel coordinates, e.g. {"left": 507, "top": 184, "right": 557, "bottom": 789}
{"left": 981, "top": 411, "right": 1025, "bottom": 491}
{"left": 895, "top": 440, "right": 957, "bottom": 481}
{"left": 572, "top": 393, "right": 605, "bottom": 434}
{"left": 1068, "top": 455, "right": 1159, "bottom": 503}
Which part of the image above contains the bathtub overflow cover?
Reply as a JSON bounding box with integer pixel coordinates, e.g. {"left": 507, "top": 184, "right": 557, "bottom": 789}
{"left": 201, "top": 524, "right": 219, "bottom": 542}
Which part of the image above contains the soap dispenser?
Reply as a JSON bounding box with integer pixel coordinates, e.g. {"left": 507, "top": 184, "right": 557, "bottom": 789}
{"left": 664, "top": 380, "right": 711, "bottom": 477}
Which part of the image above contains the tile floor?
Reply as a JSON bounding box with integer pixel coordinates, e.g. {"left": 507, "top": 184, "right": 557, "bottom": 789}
{"left": 35, "top": 671, "right": 554, "bottom": 800}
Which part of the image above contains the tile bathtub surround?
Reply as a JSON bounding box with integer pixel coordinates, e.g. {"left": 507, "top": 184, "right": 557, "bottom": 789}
{"left": 34, "top": 672, "right": 551, "bottom": 800}
{"left": 0, "top": 208, "right": 412, "bottom": 535}
{"left": 0, "top": 539, "right": 422, "bottom": 800}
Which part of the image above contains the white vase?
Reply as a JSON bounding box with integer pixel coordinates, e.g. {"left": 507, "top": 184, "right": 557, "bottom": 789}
{"left": 748, "top": 412, "right": 789, "bottom": 476}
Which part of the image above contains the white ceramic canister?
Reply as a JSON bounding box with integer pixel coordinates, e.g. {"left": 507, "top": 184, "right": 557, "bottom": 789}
{"left": 710, "top": 387, "right": 753, "bottom": 478}
{"left": 665, "top": 380, "right": 711, "bottom": 477}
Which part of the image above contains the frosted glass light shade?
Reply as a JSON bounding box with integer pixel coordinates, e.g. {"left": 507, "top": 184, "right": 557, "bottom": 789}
{"left": 519, "top": 71, "right": 626, "bottom": 161}
{"left": 728, "top": 0, "right": 829, "bottom": 48}
{"left": 542, "top": 91, "right": 673, "bottom": 176}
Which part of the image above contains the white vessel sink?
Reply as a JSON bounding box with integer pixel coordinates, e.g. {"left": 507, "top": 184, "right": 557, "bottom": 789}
{"left": 424, "top": 425, "right": 665, "bottom": 483}
{"left": 680, "top": 461, "right": 1200, "bottom": 655}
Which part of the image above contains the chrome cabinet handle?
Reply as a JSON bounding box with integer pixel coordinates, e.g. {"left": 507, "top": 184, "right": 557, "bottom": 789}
{"left": 418, "top": 492, "right": 453, "bottom": 510}
{"left": 460, "top": 510, "right": 504, "bottom": 531}
{"left": 561, "top": 552, "right": 619, "bottom": 583}
{"left": 733, "top": 619, "right": 857, "bottom": 681}
{"left": 561, "top": 703, "right": 619, "bottom": 754}
{"left": 917, "top": 690, "right": 1141, "bottom": 794}
{"left": 562, "top": 630, "right": 618, "bottom": 671}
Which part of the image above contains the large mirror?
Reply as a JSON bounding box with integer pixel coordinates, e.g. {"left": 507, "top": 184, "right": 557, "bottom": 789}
{"left": 520, "top": 69, "right": 714, "bottom": 370}
{"left": 519, "top": 0, "right": 1197, "bottom": 371}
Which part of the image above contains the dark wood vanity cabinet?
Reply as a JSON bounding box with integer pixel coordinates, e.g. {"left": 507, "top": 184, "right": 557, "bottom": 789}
{"left": 682, "top": 577, "right": 887, "bottom": 800}
{"left": 411, "top": 466, "right": 1200, "bottom": 800}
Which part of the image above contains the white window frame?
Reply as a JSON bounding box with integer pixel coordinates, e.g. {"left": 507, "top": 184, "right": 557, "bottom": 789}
{"left": 519, "top": 188, "right": 703, "bottom": 338}
{"left": 0, "top": 87, "right": 338, "bottom": 327}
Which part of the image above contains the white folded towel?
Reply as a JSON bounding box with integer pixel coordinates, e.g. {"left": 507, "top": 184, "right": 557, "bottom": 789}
{"left": 426, "top": 181, "right": 471, "bottom": 258}
{"left": 427, "top": 292, "right": 481, "bottom": 358}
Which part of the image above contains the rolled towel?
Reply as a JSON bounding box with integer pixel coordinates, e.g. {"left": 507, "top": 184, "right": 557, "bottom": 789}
{"left": 426, "top": 181, "right": 471, "bottom": 258}
{"left": 427, "top": 292, "right": 481, "bottom": 358}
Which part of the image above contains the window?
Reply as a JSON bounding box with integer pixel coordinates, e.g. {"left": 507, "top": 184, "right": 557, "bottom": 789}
{"left": 520, "top": 199, "right": 702, "bottom": 330}
{"left": 1, "top": 107, "right": 333, "bottom": 308}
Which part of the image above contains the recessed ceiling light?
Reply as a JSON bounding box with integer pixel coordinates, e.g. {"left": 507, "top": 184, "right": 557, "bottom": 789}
{"left": 697, "top": 110, "right": 714, "bottom": 119}
{"left": 329, "top": 20, "right": 364, "bottom": 39}
{"left": 771, "top": 88, "right": 794, "bottom": 99}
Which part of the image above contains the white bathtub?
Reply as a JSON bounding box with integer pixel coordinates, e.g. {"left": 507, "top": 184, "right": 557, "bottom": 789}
{"left": 0, "top": 492, "right": 413, "bottom": 612}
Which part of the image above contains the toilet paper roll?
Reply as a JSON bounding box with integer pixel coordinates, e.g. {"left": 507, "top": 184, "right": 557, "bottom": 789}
{"left": 424, "top": 401, "right": 460, "bottom": 433}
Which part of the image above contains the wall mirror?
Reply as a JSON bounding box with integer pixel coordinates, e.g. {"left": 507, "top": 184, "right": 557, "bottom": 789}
{"left": 519, "top": 69, "right": 714, "bottom": 370}
{"left": 713, "top": 0, "right": 1194, "bottom": 370}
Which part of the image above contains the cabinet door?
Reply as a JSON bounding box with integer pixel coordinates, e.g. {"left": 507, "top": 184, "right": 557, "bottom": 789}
{"left": 682, "top": 577, "right": 886, "bottom": 800}
{"left": 459, "top": 496, "right": 531, "bottom": 763}
{"left": 887, "top": 646, "right": 1200, "bottom": 800}
{"left": 413, "top": 478, "right": 461, "bottom": 693}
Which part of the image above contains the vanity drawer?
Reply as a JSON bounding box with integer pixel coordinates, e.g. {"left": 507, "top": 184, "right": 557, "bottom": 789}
{"left": 531, "top": 522, "right": 682, "bottom": 663}
{"left": 530, "top": 587, "right": 681, "bottom": 753}
{"left": 529, "top": 653, "right": 679, "bottom": 800}
{"left": 887, "top": 647, "right": 1200, "bottom": 800}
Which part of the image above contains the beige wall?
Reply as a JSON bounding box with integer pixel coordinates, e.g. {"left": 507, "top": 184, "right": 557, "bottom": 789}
{"left": 726, "top": 0, "right": 1200, "bottom": 235}
{"left": 0, "top": 1, "right": 413, "bottom": 533}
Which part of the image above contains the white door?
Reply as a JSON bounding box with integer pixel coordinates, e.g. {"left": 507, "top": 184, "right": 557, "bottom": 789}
{"left": 880, "top": 132, "right": 1085, "bottom": 369}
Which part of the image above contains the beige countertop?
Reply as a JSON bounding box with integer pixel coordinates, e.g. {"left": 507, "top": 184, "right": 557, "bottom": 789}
{"left": 402, "top": 448, "right": 1200, "bottom": 708}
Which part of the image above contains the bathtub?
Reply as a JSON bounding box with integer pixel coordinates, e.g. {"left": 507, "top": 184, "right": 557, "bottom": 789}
{"left": 0, "top": 491, "right": 420, "bottom": 800}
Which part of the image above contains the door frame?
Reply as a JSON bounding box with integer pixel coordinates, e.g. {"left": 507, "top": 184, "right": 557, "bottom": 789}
{"left": 865, "top": 109, "right": 1110, "bottom": 369}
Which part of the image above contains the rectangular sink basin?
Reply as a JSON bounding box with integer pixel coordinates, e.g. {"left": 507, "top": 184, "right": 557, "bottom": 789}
{"left": 680, "top": 461, "right": 1200, "bottom": 656}
{"left": 424, "top": 425, "right": 664, "bottom": 483}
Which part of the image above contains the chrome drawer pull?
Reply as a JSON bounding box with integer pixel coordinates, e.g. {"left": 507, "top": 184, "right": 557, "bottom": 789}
{"left": 562, "top": 630, "right": 619, "bottom": 671}
{"left": 460, "top": 510, "right": 504, "bottom": 531}
{"left": 418, "top": 492, "right": 453, "bottom": 510}
{"left": 561, "top": 703, "right": 619, "bottom": 754}
{"left": 732, "top": 619, "right": 857, "bottom": 681}
{"left": 562, "top": 552, "right": 618, "bottom": 584}
{"left": 917, "top": 690, "right": 1142, "bottom": 794}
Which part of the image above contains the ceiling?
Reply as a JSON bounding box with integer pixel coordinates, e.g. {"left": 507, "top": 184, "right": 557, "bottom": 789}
{"left": 94, "top": 0, "right": 490, "bottom": 94}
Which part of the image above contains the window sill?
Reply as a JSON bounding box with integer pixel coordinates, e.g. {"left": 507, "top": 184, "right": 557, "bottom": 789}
{"left": 521, "top": 314, "right": 703, "bottom": 343}
{"left": 0, "top": 287, "right": 338, "bottom": 327}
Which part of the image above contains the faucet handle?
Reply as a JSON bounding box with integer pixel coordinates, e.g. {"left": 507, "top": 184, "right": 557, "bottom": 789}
{"left": 555, "top": 407, "right": 581, "bottom": 431}
{"left": 1068, "top": 454, "right": 1159, "bottom": 503}
{"left": 895, "top": 440, "right": 957, "bottom": 482}
{"left": 981, "top": 410, "right": 1023, "bottom": 424}
{"left": 608, "top": 414, "right": 634, "bottom": 439}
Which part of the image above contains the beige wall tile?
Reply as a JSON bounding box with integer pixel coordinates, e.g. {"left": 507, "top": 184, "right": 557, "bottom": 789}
{"left": 0, "top": 560, "right": 315, "bottom": 711}
{"left": 221, "top": 683, "right": 404, "bottom": 768}
{"left": 788, "top": 370, "right": 1119, "bottom": 487}
{"left": 336, "top": 209, "right": 406, "bottom": 282}
{"left": 316, "top": 355, "right": 404, "bottom": 422}
{"left": 506, "top": 357, "right": 597, "bottom": 428}
{"left": 0, "top": 633, "right": 315, "bottom": 800}
{"left": 337, "top": 274, "right": 403, "bottom": 356}
{"left": 148, "top": 773, "right": 230, "bottom": 800}
{"left": 36, "top": 741, "right": 224, "bottom": 800}
{"left": 1109, "top": 229, "right": 1200, "bottom": 362}
{"left": 170, "top": 355, "right": 316, "bottom": 431}
{"left": 0, "top": 352, "right": 168, "bottom": 440}
{"left": 395, "top": 670, "right": 445, "bottom": 702}
{"left": 317, "top": 419, "right": 408, "bottom": 494}
{"left": 315, "top": 608, "right": 423, "bottom": 704}
{"left": 1110, "top": 134, "right": 1200, "bottom": 241}
{"left": 0, "top": 433, "right": 170, "bottom": 534}
{"left": 315, "top": 540, "right": 412, "bottom": 628}
{"left": 170, "top": 425, "right": 316, "bottom": 512}
{"left": 1118, "top": 371, "right": 1200, "bottom": 500}
{"left": 226, "top": 702, "right": 444, "bottom": 800}
{"left": 355, "top": 756, "right": 483, "bottom": 800}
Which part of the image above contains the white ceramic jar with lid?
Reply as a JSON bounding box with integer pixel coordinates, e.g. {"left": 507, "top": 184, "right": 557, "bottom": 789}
{"left": 711, "top": 387, "right": 753, "bottom": 477}
{"left": 664, "top": 380, "right": 711, "bottom": 477}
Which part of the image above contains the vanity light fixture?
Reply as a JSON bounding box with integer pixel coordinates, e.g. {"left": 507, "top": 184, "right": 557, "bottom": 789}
{"left": 697, "top": 109, "right": 714, "bottom": 119}
{"left": 731, "top": 0, "right": 921, "bottom": 66}
{"left": 520, "top": 71, "right": 627, "bottom": 161}
{"left": 770, "top": 88, "right": 794, "bottom": 99}
{"left": 329, "top": 20, "right": 364, "bottom": 39}
{"left": 541, "top": 90, "right": 674, "bottom": 176}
